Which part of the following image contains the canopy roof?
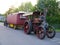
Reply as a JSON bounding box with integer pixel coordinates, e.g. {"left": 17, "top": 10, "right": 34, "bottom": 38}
{"left": 23, "top": 12, "right": 33, "bottom": 16}
{"left": 23, "top": 11, "right": 40, "bottom": 16}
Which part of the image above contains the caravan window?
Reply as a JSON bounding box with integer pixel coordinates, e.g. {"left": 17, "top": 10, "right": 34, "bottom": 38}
{"left": 20, "top": 15, "right": 26, "bottom": 19}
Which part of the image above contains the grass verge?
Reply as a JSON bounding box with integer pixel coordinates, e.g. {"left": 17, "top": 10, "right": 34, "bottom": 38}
{"left": 56, "top": 29, "right": 60, "bottom": 32}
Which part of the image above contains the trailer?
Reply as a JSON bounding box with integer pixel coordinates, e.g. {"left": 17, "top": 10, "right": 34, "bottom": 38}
{"left": 4, "top": 12, "right": 28, "bottom": 29}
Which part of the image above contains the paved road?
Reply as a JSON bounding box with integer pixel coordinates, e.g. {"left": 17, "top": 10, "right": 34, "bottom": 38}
{"left": 0, "top": 22, "right": 60, "bottom": 45}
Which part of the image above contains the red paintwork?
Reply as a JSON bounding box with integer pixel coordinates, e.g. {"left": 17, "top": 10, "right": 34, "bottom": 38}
{"left": 7, "top": 13, "right": 27, "bottom": 25}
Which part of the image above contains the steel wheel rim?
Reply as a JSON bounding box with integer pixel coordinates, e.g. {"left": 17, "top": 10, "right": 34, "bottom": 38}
{"left": 24, "top": 24, "right": 29, "bottom": 33}
{"left": 47, "top": 27, "right": 54, "bottom": 37}
{"left": 37, "top": 27, "right": 45, "bottom": 39}
{"left": 38, "top": 28, "right": 44, "bottom": 38}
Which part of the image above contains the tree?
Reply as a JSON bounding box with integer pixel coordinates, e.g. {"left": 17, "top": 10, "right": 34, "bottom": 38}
{"left": 36, "top": 0, "right": 59, "bottom": 16}
{"left": 36, "top": 0, "right": 60, "bottom": 24}
{"left": 13, "top": 8, "right": 19, "bottom": 13}
{"left": 4, "top": 6, "right": 16, "bottom": 16}
{"left": 18, "top": 2, "right": 34, "bottom": 12}
{"left": 24, "top": 2, "right": 33, "bottom": 12}
{"left": 18, "top": 3, "right": 25, "bottom": 11}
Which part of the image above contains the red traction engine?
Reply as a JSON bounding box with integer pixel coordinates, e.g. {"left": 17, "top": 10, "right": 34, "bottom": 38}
{"left": 23, "top": 11, "right": 45, "bottom": 39}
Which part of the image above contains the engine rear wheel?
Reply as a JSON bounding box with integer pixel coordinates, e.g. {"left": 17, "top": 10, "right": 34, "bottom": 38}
{"left": 36, "top": 27, "right": 45, "bottom": 39}
{"left": 46, "top": 26, "right": 56, "bottom": 39}
{"left": 24, "top": 22, "right": 32, "bottom": 34}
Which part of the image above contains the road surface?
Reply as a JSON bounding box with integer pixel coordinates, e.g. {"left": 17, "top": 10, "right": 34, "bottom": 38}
{"left": 0, "top": 22, "right": 60, "bottom": 45}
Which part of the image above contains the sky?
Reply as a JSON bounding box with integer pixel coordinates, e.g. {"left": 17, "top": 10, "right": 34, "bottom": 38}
{"left": 0, "top": 0, "right": 60, "bottom": 14}
{"left": 58, "top": 0, "right": 60, "bottom": 1}
{"left": 0, "top": 0, "right": 37, "bottom": 14}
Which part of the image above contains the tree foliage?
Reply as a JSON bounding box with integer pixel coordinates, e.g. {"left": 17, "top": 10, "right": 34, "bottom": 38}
{"left": 36, "top": 0, "right": 60, "bottom": 24}
{"left": 18, "top": 2, "right": 34, "bottom": 12}
{"left": 4, "top": 2, "right": 35, "bottom": 16}
{"left": 36, "top": 0, "right": 59, "bottom": 16}
{"left": 4, "top": 6, "right": 16, "bottom": 16}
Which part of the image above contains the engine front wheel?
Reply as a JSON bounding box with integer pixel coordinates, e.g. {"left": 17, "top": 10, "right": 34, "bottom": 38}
{"left": 46, "top": 26, "right": 56, "bottom": 39}
{"left": 36, "top": 27, "right": 45, "bottom": 39}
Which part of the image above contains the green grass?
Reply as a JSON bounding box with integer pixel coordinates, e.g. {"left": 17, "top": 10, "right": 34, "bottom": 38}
{"left": 56, "top": 29, "right": 60, "bottom": 32}
{"left": 0, "top": 21, "right": 4, "bottom": 22}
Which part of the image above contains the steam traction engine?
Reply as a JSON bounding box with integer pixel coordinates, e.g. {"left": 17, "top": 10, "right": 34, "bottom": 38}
{"left": 23, "top": 11, "right": 56, "bottom": 39}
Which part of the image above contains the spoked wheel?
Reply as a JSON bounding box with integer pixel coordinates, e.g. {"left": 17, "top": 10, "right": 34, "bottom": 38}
{"left": 13, "top": 25, "right": 17, "bottom": 30}
{"left": 24, "top": 22, "right": 31, "bottom": 34}
{"left": 36, "top": 27, "right": 45, "bottom": 39}
{"left": 4, "top": 21, "right": 8, "bottom": 27}
{"left": 46, "top": 25, "right": 56, "bottom": 39}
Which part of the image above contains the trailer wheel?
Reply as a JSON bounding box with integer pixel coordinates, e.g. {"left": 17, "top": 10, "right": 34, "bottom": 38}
{"left": 4, "top": 21, "right": 8, "bottom": 26}
{"left": 8, "top": 24, "right": 11, "bottom": 28}
{"left": 24, "top": 22, "right": 32, "bottom": 34}
{"left": 36, "top": 27, "right": 45, "bottom": 39}
{"left": 13, "top": 25, "right": 17, "bottom": 30}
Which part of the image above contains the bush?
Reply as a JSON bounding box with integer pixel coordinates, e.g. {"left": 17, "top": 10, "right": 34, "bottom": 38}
{"left": 46, "top": 15, "right": 60, "bottom": 24}
{"left": 46, "top": 15, "right": 60, "bottom": 29}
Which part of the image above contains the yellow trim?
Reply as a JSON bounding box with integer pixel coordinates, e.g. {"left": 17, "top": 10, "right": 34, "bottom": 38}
{"left": 9, "top": 24, "right": 14, "bottom": 27}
